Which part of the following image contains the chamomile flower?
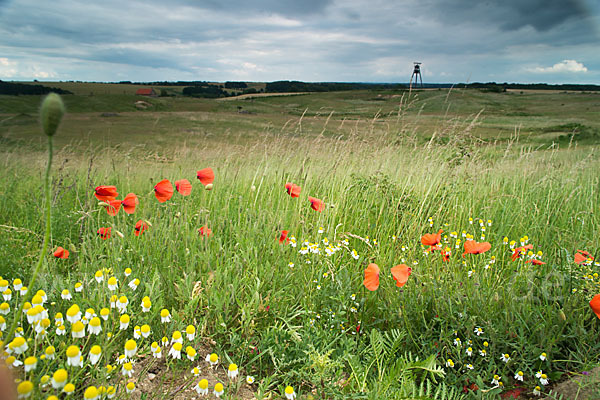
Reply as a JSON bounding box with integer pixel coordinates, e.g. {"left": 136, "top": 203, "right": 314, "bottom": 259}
{"left": 66, "top": 345, "right": 82, "bottom": 367}
{"left": 466, "top": 347, "right": 473, "bottom": 356}
{"left": 133, "top": 325, "right": 141, "bottom": 339}
{"left": 514, "top": 371, "right": 524, "bottom": 381}
{"left": 124, "top": 267, "right": 132, "bottom": 277}
{"left": 501, "top": 353, "right": 511, "bottom": 363}
{"left": 141, "top": 324, "right": 151, "bottom": 338}
{"left": 539, "top": 373, "right": 549, "bottom": 385}
{"left": 126, "top": 382, "right": 135, "bottom": 393}
{"left": 94, "top": 270, "right": 104, "bottom": 283}
{"left": 119, "top": 314, "right": 130, "bottom": 330}
{"left": 23, "top": 356, "right": 37, "bottom": 372}
{"left": 124, "top": 339, "right": 137, "bottom": 358}
{"left": 160, "top": 309, "right": 171, "bottom": 323}
{"left": 122, "top": 362, "right": 134, "bottom": 378}
{"left": 246, "top": 376, "right": 255, "bottom": 384}
{"left": 50, "top": 369, "right": 68, "bottom": 390}
{"left": 206, "top": 353, "right": 218, "bottom": 367}
{"left": 107, "top": 277, "right": 118, "bottom": 291}
{"left": 191, "top": 366, "right": 201, "bottom": 377}
{"left": 100, "top": 308, "right": 110, "bottom": 321}
{"left": 214, "top": 383, "right": 224, "bottom": 397}
{"left": 479, "top": 349, "right": 487, "bottom": 357}
{"left": 535, "top": 370, "right": 543, "bottom": 379}
{"left": 186, "top": 346, "right": 197, "bottom": 361}
{"left": 169, "top": 343, "right": 182, "bottom": 359}
{"left": 74, "top": 282, "right": 83, "bottom": 292}
{"left": 539, "top": 352, "right": 547, "bottom": 361}
{"left": 83, "top": 386, "right": 99, "bottom": 400}
{"left": 45, "top": 345, "right": 56, "bottom": 360}
{"left": 474, "top": 327, "right": 483, "bottom": 336}
{"left": 196, "top": 379, "right": 209, "bottom": 395}
{"left": 116, "top": 296, "right": 128, "bottom": 313}
{"left": 11, "top": 336, "right": 28, "bottom": 354}
{"left": 228, "top": 363, "right": 239, "bottom": 379}
{"left": 351, "top": 249, "right": 359, "bottom": 260}
{"left": 453, "top": 338, "right": 461, "bottom": 347}
{"left": 16, "top": 381, "right": 34, "bottom": 399}
{"left": 466, "top": 363, "right": 474, "bottom": 370}
{"left": 171, "top": 330, "right": 183, "bottom": 344}
{"left": 66, "top": 304, "right": 81, "bottom": 323}
{"left": 491, "top": 375, "right": 501, "bottom": 385}
{"left": 89, "top": 345, "right": 102, "bottom": 365}
{"left": 285, "top": 386, "right": 296, "bottom": 399}
{"left": 141, "top": 297, "right": 151, "bottom": 312}
{"left": 445, "top": 359, "right": 455, "bottom": 368}
{"left": 128, "top": 278, "right": 140, "bottom": 290}
{"left": 61, "top": 289, "right": 72, "bottom": 300}
{"left": 533, "top": 386, "right": 542, "bottom": 396}
{"left": 88, "top": 317, "right": 102, "bottom": 335}
{"left": 186, "top": 325, "right": 196, "bottom": 340}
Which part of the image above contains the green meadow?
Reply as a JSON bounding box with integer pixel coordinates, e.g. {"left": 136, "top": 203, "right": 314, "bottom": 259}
{"left": 0, "top": 86, "right": 599, "bottom": 399}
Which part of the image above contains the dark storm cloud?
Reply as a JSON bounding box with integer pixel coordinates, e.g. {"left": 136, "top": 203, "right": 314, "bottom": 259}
{"left": 0, "top": 0, "right": 597, "bottom": 82}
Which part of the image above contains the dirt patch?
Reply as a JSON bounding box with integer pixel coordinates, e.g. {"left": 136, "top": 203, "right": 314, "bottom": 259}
{"left": 128, "top": 343, "right": 256, "bottom": 400}
{"left": 543, "top": 367, "right": 600, "bottom": 400}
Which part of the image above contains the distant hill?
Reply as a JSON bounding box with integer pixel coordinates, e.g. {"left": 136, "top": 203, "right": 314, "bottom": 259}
{"left": 0, "top": 81, "right": 72, "bottom": 95}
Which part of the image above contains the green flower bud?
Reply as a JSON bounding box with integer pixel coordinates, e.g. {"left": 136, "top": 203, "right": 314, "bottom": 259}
{"left": 40, "top": 93, "right": 65, "bottom": 137}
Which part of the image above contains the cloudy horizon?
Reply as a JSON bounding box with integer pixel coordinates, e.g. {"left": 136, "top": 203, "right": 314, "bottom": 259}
{"left": 1, "top": 0, "right": 599, "bottom": 84}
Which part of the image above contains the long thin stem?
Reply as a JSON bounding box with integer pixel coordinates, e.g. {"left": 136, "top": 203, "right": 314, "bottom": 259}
{"left": 5, "top": 135, "right": 53, "bottom": 342}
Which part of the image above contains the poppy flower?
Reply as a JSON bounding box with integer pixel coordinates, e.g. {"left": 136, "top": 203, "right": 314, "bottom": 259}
{"left": 196, "top": 168, "right": 215, "bottom": 186}
{"left": 511, "top": 244, "right": 533, "bottom": 261}
{"left": 175, "top": 179, "right": 192, "bottom": 196}
{"left": 526, "top": 259, "right": 546, "bottom": 265}
{"left": 154, "top": 179, "right": 173, "bottom": 203}
{"left": 97, "top": 227, "right": 111, "bottom": 240}
{"left": 105, "top": 199, "right": 122, "bottom": 216}
{"left": 463, "top": 241, "right": 491, "bottom": 257}
{"left": 575, "top": 250, "right": 594, "bottom": 265}
{"left": 94, "top": 185, "right": 118, "bottom": 201}
{"left": 53, "top": 246, "right": 69, "bottom": 259}
{"left": 134, "top": 220, "right": 148, "bottom": 237}
{"left": 285, "top": 183, "right": 301, "bottom": 198}
{"left": 279, "top": 230, "right": 289, "bottom": 244}
{"left": 590, "top": 294, "right": 600, "bottom": 319}
{"left": 308, "top": 196, "right": 325, "bottom": 212}
{"left": 122, "top": 193, "right": 139, "bottom": 214}
{"left": 363, "top": 263, "right": 380, "bottom": 291}
{"left": 390, "top": 264, "right": 411, "bottom": 288}
{"left": 421, "top": 229, "right": 443, "bottom": 246}
{"left": 198, "top": 226, "right": 212, "bottom": 238}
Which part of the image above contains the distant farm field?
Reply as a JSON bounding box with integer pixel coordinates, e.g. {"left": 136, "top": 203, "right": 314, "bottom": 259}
{"left": 1, "top": 84, "right": 599, "bottom": 400}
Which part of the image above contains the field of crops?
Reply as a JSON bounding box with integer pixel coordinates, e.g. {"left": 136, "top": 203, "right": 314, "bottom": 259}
{"left": 0, "top": 87, "right": 599, "bottom": 399}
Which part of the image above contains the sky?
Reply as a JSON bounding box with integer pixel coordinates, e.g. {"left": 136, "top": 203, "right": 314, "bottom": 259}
{"left": 0, "top": 0, "right": 599, "bottom": 83}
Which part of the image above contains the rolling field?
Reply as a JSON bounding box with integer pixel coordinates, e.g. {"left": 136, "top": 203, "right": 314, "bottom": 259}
{"left": 0, "top": 86, "right": 600, "bottom": 399}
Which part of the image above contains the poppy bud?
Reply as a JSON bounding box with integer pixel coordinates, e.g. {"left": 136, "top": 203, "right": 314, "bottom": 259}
{"left": 250, "top": 185, "right": 256, "bottom": 191}
{"left": 558, "top": 309, "right": 566, "bottom": 321}
{"left": 69, "top": 243, "right": 77, "bottom": 253}
{"left": 40, "top": 93, "right": 65, "bottom": 137}
{"left": 205, "top": 183, "right": 213, "bottom": 191}
{"left": 114, "top": 230, "right": 124, "bottom": 238}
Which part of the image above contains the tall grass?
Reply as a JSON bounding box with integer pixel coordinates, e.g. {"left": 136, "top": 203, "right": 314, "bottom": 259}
{"left": 1, "top": 104, "right": 599, "bottom": 398}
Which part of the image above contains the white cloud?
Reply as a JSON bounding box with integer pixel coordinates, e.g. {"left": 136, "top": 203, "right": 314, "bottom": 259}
{"left": 530, "top": 59, "right": 588, "bottom": 73}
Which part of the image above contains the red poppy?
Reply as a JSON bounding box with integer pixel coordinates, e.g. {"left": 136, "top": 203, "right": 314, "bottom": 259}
{"left": 94, "top": 185, "right": 118, "bottom": 201}
{"left": 134, "top": 220, "right": 148, "bottom": 236}
{"left": 526, "top": 259, "right": 546, "bottom": 265}
{"left": 154, "top": 179, "right": 173, "bottom": 203}
{"left": 390, "top": 264, "right": 411, "bottom": 287}
{"left": 421, "top": 229, "right": 443, "bottom": 246}
{"left": 175, "top": 179, "right": 192, "bottom": 196}
{"left": 122, "top": 193, "right": 139, "bottom": 214}
{"left": 511, "top": 244, "right": 533, "bottom": 261}
{"left": 590, "top": 294, "right": 600, "bottom": 319}
{"left": 279, "top": 230, "right": 289, "bottom": 244}
{"left": 196, "top": 168, "right": 215, "bottom": 186}
{"left": 575, "top": 250, "right": 594, "bottom": 265}
{"left": 97, "top": 227, "right": 111, "bottom": 240}
{"left": 308, "top": 196, "right": 325, "bottom": 212}
{"left": 105, "top": 199, "right": 122, "bottom": 216}
{"left": 285, "top": 183, "right": 301, "bottom": 198}
{"left": 363, "top": 263, "right": 380, "bottom": 291}
{"left": 198, "top": 226, "right": 212, "bottom": 238}
{"left": 463, "top": 240, "right": 491, "bottom": 257}
{"left": 53, "top": 246, "right": 69, "bottom": 259}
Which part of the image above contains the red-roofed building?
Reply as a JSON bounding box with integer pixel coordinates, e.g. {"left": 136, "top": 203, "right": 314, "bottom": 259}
{"left": 135, "top": 88, "right": 157, "bottom": 97}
